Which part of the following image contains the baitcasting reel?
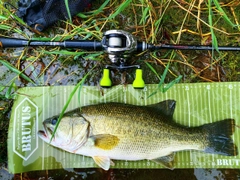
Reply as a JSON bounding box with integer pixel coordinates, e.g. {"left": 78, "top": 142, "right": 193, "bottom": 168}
{"left": 100, "top": 30, "right": 150, "bottom": 88}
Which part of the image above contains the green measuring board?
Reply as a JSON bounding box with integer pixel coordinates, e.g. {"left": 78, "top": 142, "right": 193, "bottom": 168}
{"left": 8, "top": 83, "right": 240, "bottom": 173}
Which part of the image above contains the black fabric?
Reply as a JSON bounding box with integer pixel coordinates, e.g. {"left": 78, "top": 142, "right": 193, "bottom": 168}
{"left": 16, "top": 0, "right": 91, "bottom": 31}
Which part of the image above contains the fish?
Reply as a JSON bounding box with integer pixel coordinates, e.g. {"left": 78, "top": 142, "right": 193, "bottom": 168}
{"left": 38, "top": 100, "right": 238, "bottom": 170}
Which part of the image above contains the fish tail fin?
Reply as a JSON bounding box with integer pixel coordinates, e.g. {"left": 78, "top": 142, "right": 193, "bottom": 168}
{"left": 203, "top": 119, "right": 238, "bottom": 156}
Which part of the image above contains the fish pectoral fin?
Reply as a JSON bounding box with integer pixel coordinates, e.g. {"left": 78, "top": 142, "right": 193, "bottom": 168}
{"left": 92, "top": 156, "right": 113, "bottom": 171}
{"left": 150, "top": 153, "right": 175, "bottom": 170}
{"left": 91, "top": 134, "right": 119, "bottom": 150}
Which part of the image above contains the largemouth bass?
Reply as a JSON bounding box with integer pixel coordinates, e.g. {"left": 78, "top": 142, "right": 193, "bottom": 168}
{"left": 38, "top": 100, "right": 238, "bottom": 170}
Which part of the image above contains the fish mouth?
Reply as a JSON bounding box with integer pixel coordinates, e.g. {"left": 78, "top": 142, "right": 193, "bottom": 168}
{"left": 38, "top": 130, "right": 47, "bottom": 138}
{"left": 46, "top": 126, "right": 54, "bottom": 136}
{"left": 38, "top": 123, "right": 54, "bottom": 140}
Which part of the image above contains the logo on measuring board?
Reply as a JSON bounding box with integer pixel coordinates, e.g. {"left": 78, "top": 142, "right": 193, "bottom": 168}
{"left": 13, "top": 97, "right": 38, "bottom": 161}
{"left": 217, "top": 159, "right": 240, "bottom": 166}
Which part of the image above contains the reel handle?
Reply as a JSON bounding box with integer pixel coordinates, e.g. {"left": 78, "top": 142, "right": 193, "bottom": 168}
{"left": 133, "top": 69, "right": 145, "bottom": 89}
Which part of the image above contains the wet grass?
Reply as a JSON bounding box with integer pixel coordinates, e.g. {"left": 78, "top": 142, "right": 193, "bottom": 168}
{"left": 1, "top": 0, "right": 240, "bottom": 178}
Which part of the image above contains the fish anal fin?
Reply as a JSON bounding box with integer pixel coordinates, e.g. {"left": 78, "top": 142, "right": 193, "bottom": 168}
{"left": 92, "top": 134, "right": 120, "bottom": 150}
{"left": 147, "top": 100, "right": 176, "bottom": 118}
{"left": 92, "top": 156, "right": 114, "bottom": 171}
{"left": 150, "top": 153, "right": 175, "bottom": 170}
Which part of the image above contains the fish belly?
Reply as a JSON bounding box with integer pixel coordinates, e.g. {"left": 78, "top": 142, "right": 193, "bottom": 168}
{"left": 75, "top": 133, "right": 204, "bottom": 161}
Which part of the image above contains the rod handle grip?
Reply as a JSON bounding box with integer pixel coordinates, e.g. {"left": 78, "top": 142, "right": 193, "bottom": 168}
{"left": 64, "top": 40, "right": 103, "bottom": 50}
{"left": 0, "top": 37, "right": 28, "bottom": 48}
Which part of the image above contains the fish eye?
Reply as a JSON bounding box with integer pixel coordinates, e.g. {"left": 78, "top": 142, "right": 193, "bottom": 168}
{"left": 51, "top": 118, "right": 58, "bottom": 125}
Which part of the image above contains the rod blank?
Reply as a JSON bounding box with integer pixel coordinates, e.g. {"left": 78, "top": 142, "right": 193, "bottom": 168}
{"left": 1, "top": 36, "right": 240, "bottom": 52}
{"left": 0, "top": 37, "right": 103, "bottom": 51}
{"left": 154, "top": 44, "right": 240, "bottom": 51}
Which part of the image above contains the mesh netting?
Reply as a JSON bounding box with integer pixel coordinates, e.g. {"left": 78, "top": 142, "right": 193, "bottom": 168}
{"left": 16, "top": 0, "right": 92, "bottom": 31}
{"left": 43, "top": 0, "right": 91, "bottom": 26}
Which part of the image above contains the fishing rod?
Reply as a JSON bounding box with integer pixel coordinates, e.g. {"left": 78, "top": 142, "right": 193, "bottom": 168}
{"left": 1, "top": 29, "right": 240, "bottom": 88}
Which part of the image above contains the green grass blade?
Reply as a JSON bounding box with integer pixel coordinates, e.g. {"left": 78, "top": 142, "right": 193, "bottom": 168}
{"left": 0, "top": 85, "right": 5, "bottom": 93}
{"left": 0, "top": 15, "right": 7, "bottom": 20}
{"left": 159, "top": 62, "right": 171, "bottom": 88}
{"left": 208, "top": 0, "right": 219, "bottom": 53}
{"left": 0, "top": 24, "right": 12, "bottom": 30}
{"left": 78, "top": 77, "right": 85, "bottom": 107}
{"left": 42, "top": 50, "right": 86, "bottom": 56}
{"left": 212, "top": 0, "right": 237, "bottom": 27}
{"left": 78, "top": 0, "right": 110, "bottom": 18}
{"left": 162, "top": 75, "right": 182, "bottom": 93}
{"left": 148, "top": 62, "right": 182, "bottom": 98}
{"left": 83, "top": 52, "right": 103, "bottom": 60}
{"left": 140, "top": 6, "right": 150, "bottom": 25}
{"left": 145, "top": 62, "right": 160, "bottom": 80}
{"left": 0, "top": 60, "right": 35, "bottom": 85}
{"left": 5, "top": 81, "right": 16, "bottom": 99}
{"left": 64, "top": 0, "right": 72, "bottom": 23}
{"left": 108, "top": 0, "right": 132, "bottom": 19}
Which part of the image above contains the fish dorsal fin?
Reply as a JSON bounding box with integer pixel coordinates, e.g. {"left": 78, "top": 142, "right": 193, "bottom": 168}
{"left": 150, "top": 153, "right": 175, "bottom": 169}
{"left": 147, "top": 100, "right": 176, "bottom": 118}
{"left": 92, "top": 156, "right": 113, "bottom": 170}
{"left": 91, "top": 134, "right": 120, "bottom": 150}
